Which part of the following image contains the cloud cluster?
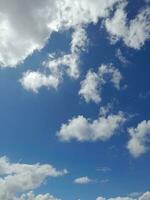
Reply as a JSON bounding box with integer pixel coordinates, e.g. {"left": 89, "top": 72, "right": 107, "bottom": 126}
{"left": 0, "top": 0, "right": 122, "bottom": 68}
{"left": 0, "top": 0, "right": 149, "bottom": 68}
{"left": 105, "top": 3, "right": 150, "bottom": 49}
{"left": 0, "top": 156, "right": 67, "bottom": 200}
{"left": 79, "top": 64, "right": 122, "bottom": 103}
{"left": 57, "top": 112, "right": 125, "bottom": 142}
{"left": 96, "top": 191, "right": 150, "bottom": 200}
{"left": 18, "top": 192, "right": 60, "bottom": 200}
{"left": 45, "top": 26, "right": 88, "bottom": 79}
{"left": 20, "top": 27, "right": 87, "bottom": 92}
{"left": 127, "top": 120, "right": 150, "bottom": 158}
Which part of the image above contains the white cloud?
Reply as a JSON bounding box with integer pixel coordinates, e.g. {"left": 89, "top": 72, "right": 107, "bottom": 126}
{"left": 0, "top": 0, "right": 122, "bottom": 68}
{"left": 45, "top": 26, "right": 88, "bottom": 79}
{"left": 116, "top": 49, "right": 129, "bottom": 65}
{"left": 79, "top": 70, "right": 101, "bottom": 103}
{"left": 129, "top": 192, "right": 141, "bottom": 198}
{"left": 105, "top": 3, "right": 150, "bottom": 49}
{"left": 79, "top": 64, "right": 122, "bottom": 103}
{"left": 99, "top": 104, "right": 113, "bottom": 117}
{"left": 96, "top": 191, "right": 150, "bottom": 200}
{"left": 19, "top": 191, "right": 60, "bottom": 200}
{"left": 0, "top": 156, "right": 67, "bottom": 200}
{"left": 139, "top": 192, "right": 150, "bottom": 200}
{"left": 0, "top": 0, "right": 58, "bottom": 67}
{"left": 20, "top": 71, "right": 60, "bottom": 93}
{"left": 96, "top": 198, "right": 106, "bottom": 200}
{"left": 20, "top": 27, "right": 88, "bottom": 92}
{"left": 74, "top": 176, "right": 93, "bottom": 184}
{"left": 55, "top": 0, "right": 122, "bottom": 29}
{"left": 127, "top": 120, "right": 150, "bottom": 158}
{"left": 0, "top": 0, "right": 148, "bottom": 68}
{"left": 57, "top": 112, "right": 125, "bottom": 142}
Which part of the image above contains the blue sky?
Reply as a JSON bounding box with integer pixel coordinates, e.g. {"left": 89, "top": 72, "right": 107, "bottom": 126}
{"left": 0, "top": 0, "right": 150, "bottom": 200}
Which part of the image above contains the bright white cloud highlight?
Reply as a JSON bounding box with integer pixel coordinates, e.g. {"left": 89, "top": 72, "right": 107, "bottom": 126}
{"left": 127, "top": 120, "right": 150, "bottom": 158}
{"left": 57, "top": 112, "right": 125, "bottom": 142}
{"left": 0, "top": 156, "right": 67, "bottom": 200}
{"left": 79, "top": 64, "right": 122, "bottom": 103}
{"left": 96, "top": 191, "right": 150, "bottom": 200}
{"left": 74, "top": 176, "right": 93, "bottom": 184}
{"left": 105, "top": 3, "right": 150, "bottom": 49}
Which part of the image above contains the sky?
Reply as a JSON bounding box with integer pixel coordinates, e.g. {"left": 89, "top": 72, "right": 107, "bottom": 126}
{"left": 0, "top": 0, "right": 150, "bottom": 200}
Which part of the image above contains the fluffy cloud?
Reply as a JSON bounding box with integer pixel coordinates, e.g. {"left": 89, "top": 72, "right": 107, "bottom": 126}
{"left": 96, "top": 191, "right": 150, "bottom": 200}
{"left": 74, "top": 176, "right": 93, "bottom": 184}
{"left": 79, "top": 70, "right": 101, "bottom": 103}
{"left": 20, "top": 27, "right": 87, "bottom": 92}
{"left": 105, "top": 3, "right": 150, "bottom": 49}
{"left": 0, "top": 0, "right": 58, "bottom": 67}
{"left": 0, "top": 156, "right": 67, "bottom": 200}
{"left": 79, "top": 64, "right": 122, "bottom": 103}
{"left": 18, "top": 191, "right": 60, "bottom": 200}
{"left": 56, "top": 0, "right": 122, "bottom": 28}
{"left": 20, "top": 71, "right": 60, "bottom": 93}
{"left": 0, "top": 0, "right": 149, "bottom": 68}
{"left": 127, "top": 120, "right": 150, "bottom": 158}
{"left": 0, "top": 0, "right": 122, "bottom": 68}
{"left": 57, "top": 112, "right": 125, "bottom": 142}
{"left": 45, "top": 26, "right": 88, "bottom": 79}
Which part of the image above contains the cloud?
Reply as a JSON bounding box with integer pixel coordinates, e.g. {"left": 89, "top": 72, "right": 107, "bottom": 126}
{"left": 0, "top": 0, "right": 148, "bottom": 68}
{"left": 45, "top": 26, "right": 88, "bottom": 79}
{"left": 127, "top": 120, "right": 150, "bottom": 158}
{"left": 18, "top": 191, "right": 60, "bottom": 200}
{"left": 79, "top": 64, "right": 122, "bottom": 103}
{"left": 0, "top": 156, "right": 67, "bottom": 200}
{"left": 99, "top": 104, "right": 114, "bottom": 117}
{"left": 54, "top": 0, "right": 122, "bottom": 28}
{"left": 79, "top": 70, "right": 101, "bottom": 103}
{"left": 96, "top": 191, "right": 150, "bottom": 200}
{"left": 74, "top": 176, "right": 94, "bottom": 184}
{"left": 105, "top": 3, "right": 150, "bottom": 49}
{"left": 57, "top": 112, "right": 125, "bottom": 142}
{"left": 116, "top": 49, "right": 129, "bottom": 65}
{"left": 128, "top": 192, "right": 141, "bottom": 198}
{"left": 20, "top": 27, "right": 88, "bottom": 92}
{"left": 0, "top": 0, "right": 58, "bottom": 67}
{"left": 20, "top": 71, "right": 60, "bottom": 93}
{"left": 0, "top": 0, "right": 122, "bottom": 68}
